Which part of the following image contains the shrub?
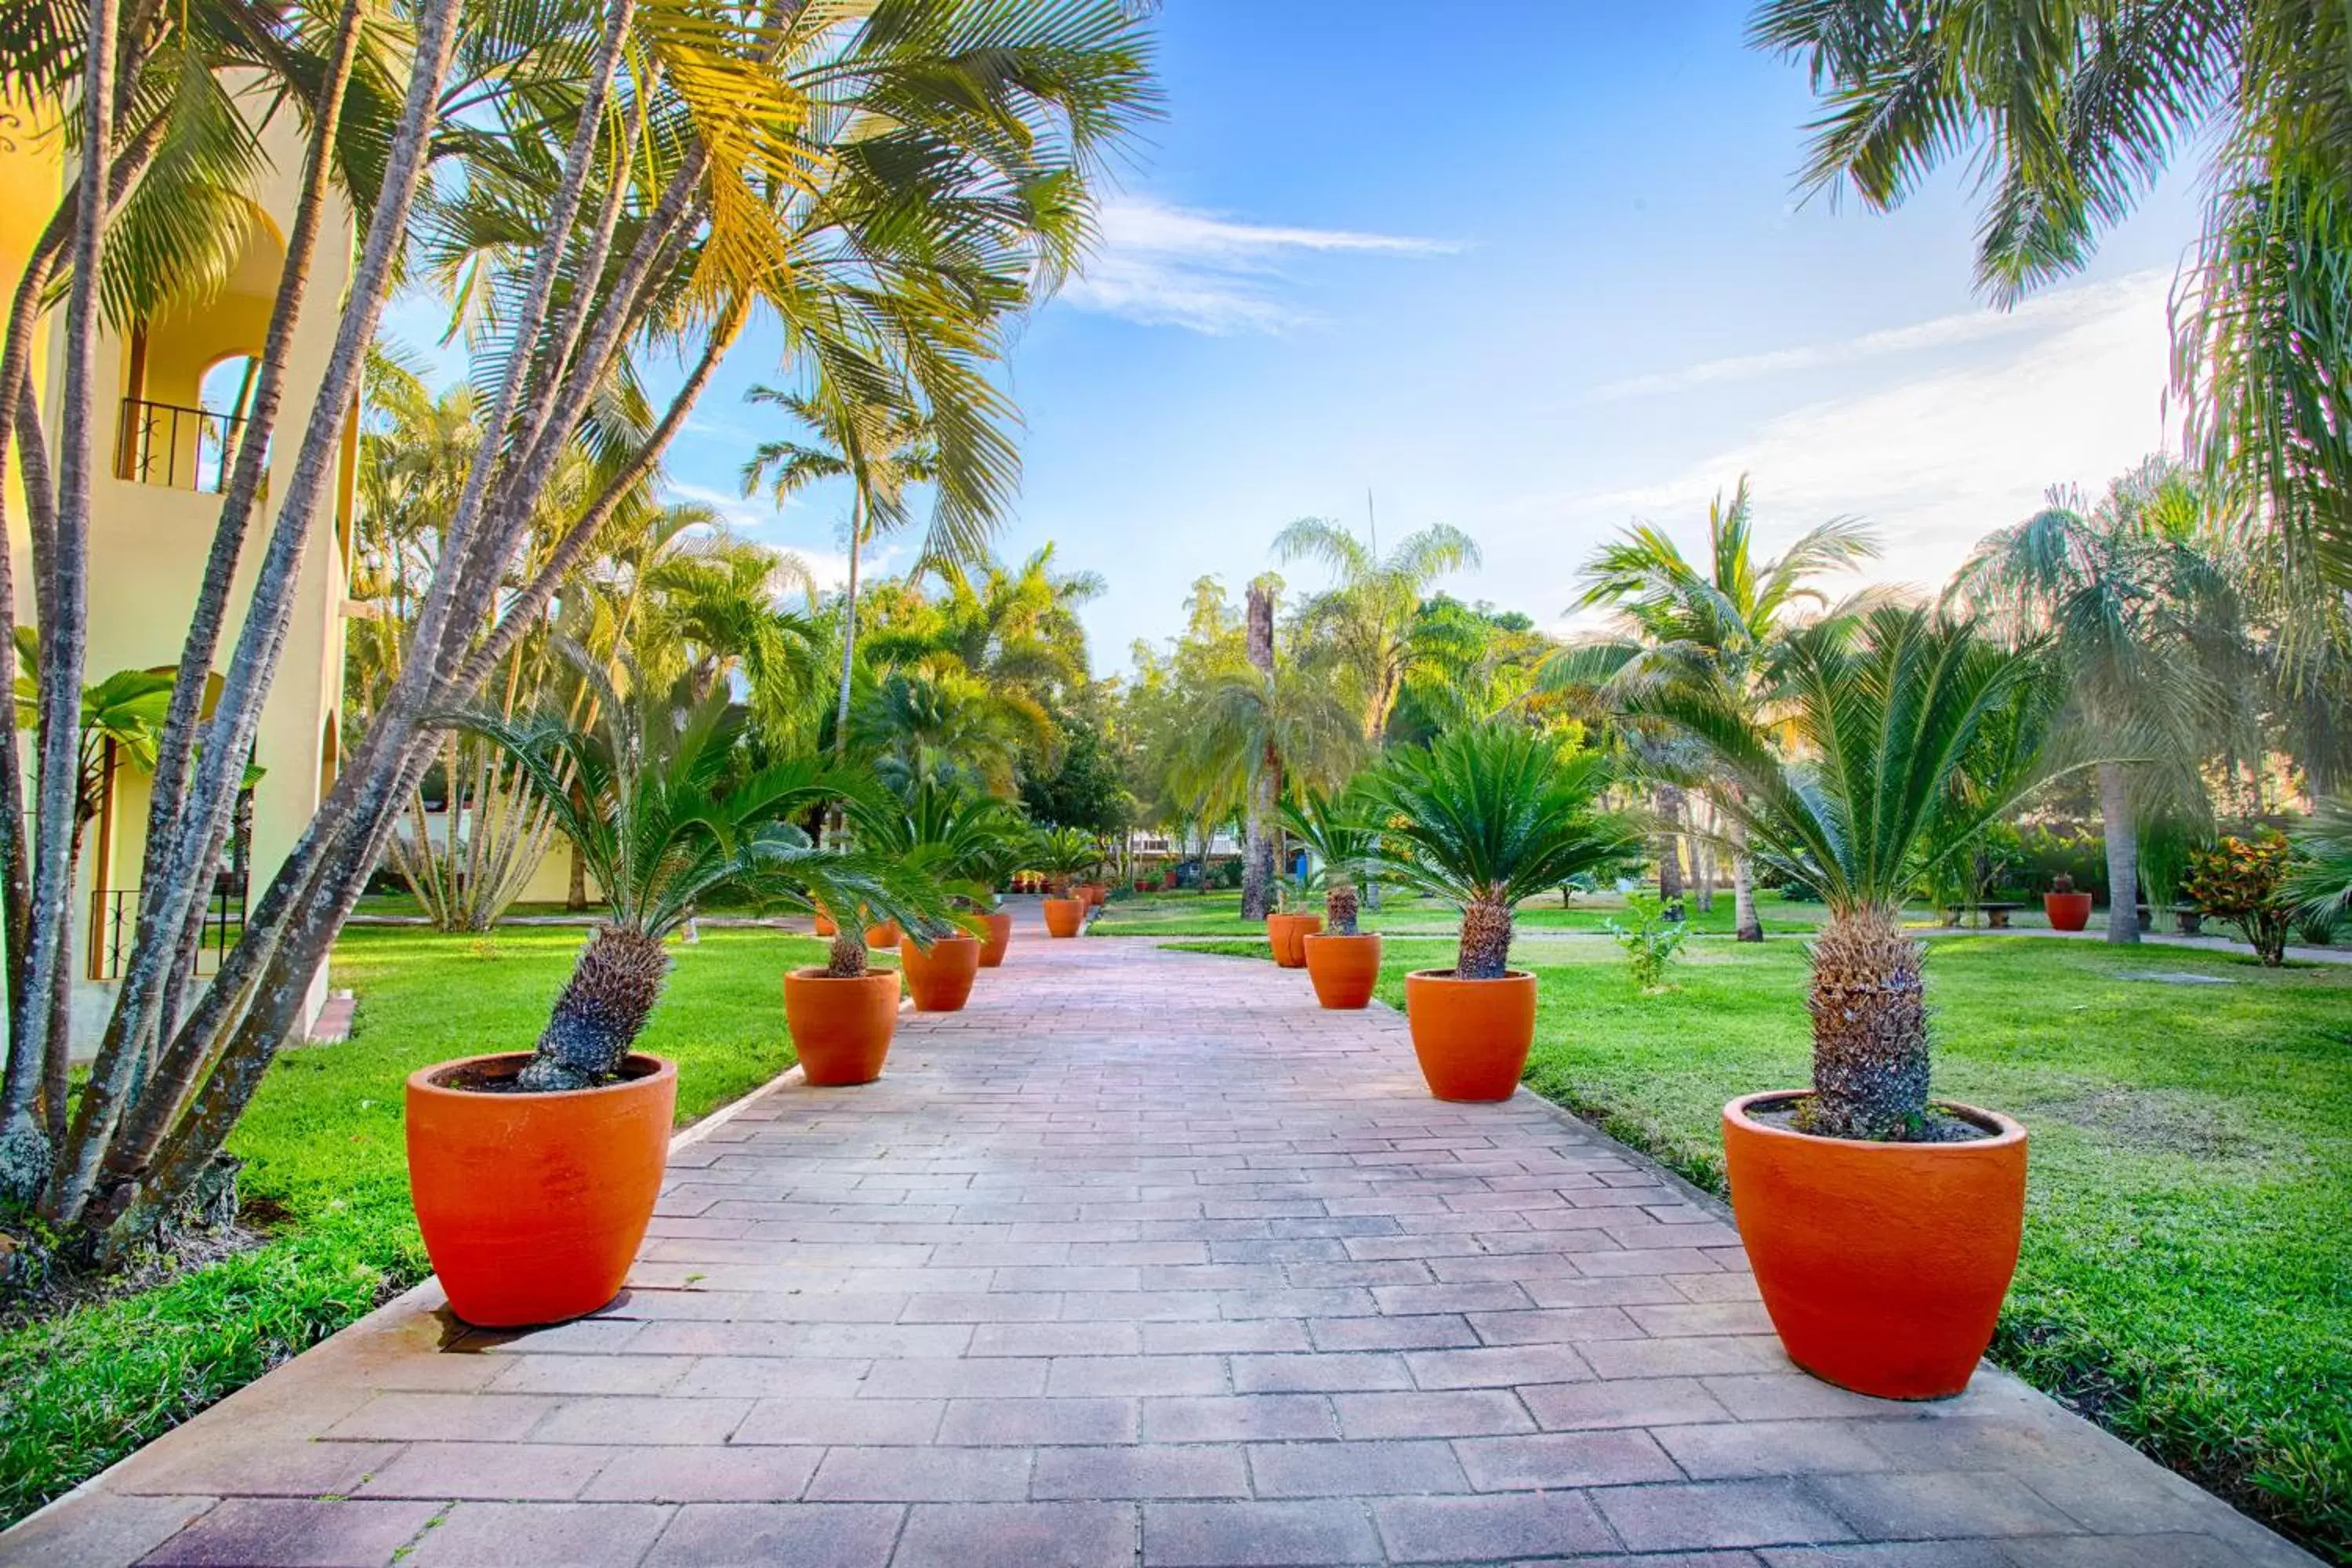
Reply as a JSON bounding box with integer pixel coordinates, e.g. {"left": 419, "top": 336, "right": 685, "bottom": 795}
{"left": 2182, "top": 830, "right": 2299, "bottom": 967}
{"left": 1605, "top": 891, "right": 1689, "bottom": 992}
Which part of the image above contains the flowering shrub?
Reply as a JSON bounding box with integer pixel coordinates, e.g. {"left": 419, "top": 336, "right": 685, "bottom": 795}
{"left": 2182, "top": 829, "right": 2299, "bottom": 967}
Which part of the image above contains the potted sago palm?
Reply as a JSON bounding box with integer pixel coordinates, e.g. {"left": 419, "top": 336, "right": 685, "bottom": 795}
{"left": 1634, "top": 607, "right": 2078, "bottom": 1399}
{"left": 1282, "top": 786, "right": 1381, "bottom": 1007}
{"left": 415, "top": 681, "right": 876, "bottom": 1326}
{"left": 1034, "top": 826, "right": 1100, "bottom": 937}
{"left": 1360, "top": 727, "right": 1637, "bottom": 1100}
{"left": 1264, "top": 870, "right": 1321, "bottom": 968}
{"left": 855, "top": 779, "right": 1027, "bottom": 1007}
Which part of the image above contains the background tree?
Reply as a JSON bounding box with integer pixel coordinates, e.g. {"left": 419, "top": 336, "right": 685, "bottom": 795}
{"left": 1273, "top": 515, "right": 1481, "bottom": 745}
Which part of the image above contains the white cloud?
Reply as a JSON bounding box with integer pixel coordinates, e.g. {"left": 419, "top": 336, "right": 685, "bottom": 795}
{"left": 1061, "top": 197, "right": 1459, "bottom": 334}
{"left": 659, "top": 481, "right": 859, "bottom": 592}
{"left": 1595, "top": 270, "right": 2171, "bottom": 399}
{"left": 1499, "top": 268, "right": 2180, "bottom": 622}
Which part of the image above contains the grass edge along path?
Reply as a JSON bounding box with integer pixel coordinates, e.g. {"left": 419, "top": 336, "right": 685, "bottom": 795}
{"left": 1156, "top": 932, "right": 2352, "bottom": 1563}
{"left": 0, "top": 925, "right": 823, "bottom": 1530}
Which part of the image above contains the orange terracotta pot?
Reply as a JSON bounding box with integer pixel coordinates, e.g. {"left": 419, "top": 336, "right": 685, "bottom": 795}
{"left": 1042, "top": 897, "right": 1084, "bottom": 938}
{"left": 1402, "top": 968, "right": 1537, "bottom": 1102}
{"left": 2043, "top": 891, "right": 2092, "bottom": 931}
{"left": 977, "top": 910, "right": 1014, "bottom": 967}
{"left": 863, "top": 920, "right": 901, "bottom": 949}
{"left": 1722, "top": 1091, "right": 2027, "bottom": 1399}
{"left": 406, "top": 1052, "right": 677, "bottom": 1328}
{"left": 783, "top": 967, "right": 902, "bottom": 1085}
{"left": 1266, "top": 911, "right": 1323, "bottom": 967}
{"left": 901, "top": 934, "right": 982, "bottom": 1012}
{"left": 1303, "top": 932, "right": 1381, "bottom": 1009}
{"left": 811, "top": 907, "right": 837, "bottom": 938}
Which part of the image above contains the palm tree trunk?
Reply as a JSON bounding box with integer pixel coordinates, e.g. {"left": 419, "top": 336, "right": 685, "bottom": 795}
{"left": 2097, "top": 760, "right": 2140, "bottom": 945}
{"left": 1458, "top": 897, "right": 1513, "bottom": 980}
{"left": 1242, "top": 742, "right": 1277, "bottom": 920}
{"left": 833, "top": 491, "right": 865, "bottom": 760}
{"left": 1804, "top": 904, "right": 1930, "bottom": 1139}
{"left": 1654, "top": 786, "right": 1687, "bottom": 918}
{"left": 1731, "top": 844, "right": 1762, "bottom": 942}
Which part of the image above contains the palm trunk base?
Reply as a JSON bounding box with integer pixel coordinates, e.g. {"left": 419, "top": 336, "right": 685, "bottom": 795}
{"left": 1458, "top": 900, "right": 1514, "bottom": 980}
{"left": 1325, "top": 884, "right": 1359, "bottom": 936}
{"left": 1802, "top": 908, "right": 1931, "bottom": 1140}
{"left": 826, "top": 929, "right": 869, "bottom": 978}
{"left": 521, "top": 924, "right": 667, "bottom": 1092}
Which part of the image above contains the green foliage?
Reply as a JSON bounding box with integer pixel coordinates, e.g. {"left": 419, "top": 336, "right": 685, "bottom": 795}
{"left": 1604, "top": 891, "right": 1690, "bottom": 992}
{"left": 1021, "top": 713, "right": 1129, "bottom": 836}
{"left": 2183, "top": 830, "right": 2302, "bottom": 967}
{"left": 1029, "top": 824, "right": 1103, "bottom": 888}
{"left": 2289, "top": 797, "right": 2352, "bottom": 925}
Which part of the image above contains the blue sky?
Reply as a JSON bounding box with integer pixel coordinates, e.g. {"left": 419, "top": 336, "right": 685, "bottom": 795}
{"left": 395, "top": 2, "right": 2209, "bottom": 673}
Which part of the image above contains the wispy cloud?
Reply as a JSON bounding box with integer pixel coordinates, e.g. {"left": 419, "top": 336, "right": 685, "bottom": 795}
{"left": 1490, "top": 268, "right": 2179, "bottom": 622}
{"left": 1062, "top": 197, "right": 1460, "bottom": 335}
{"left": 1595, "top": 270, "right": 2171, "bottom": 399}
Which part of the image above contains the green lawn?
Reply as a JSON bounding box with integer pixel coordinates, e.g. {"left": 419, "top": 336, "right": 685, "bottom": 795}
{"left": 1094, "top": 886, "right": 1872, "bottom": 938}
{"left": 0, "top": 925, "right": 822, "bottom": 1530}
{"left": 1161, "top": 930, "right": 2352, "bottom": 1559}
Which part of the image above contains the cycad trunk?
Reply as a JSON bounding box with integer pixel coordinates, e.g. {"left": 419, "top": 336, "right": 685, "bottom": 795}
{"left": 1802, "top": 905, "right": 1930, "bottom": 1140}
{"left": 826, "top": 928, "right": 869, "bottom": 978}
{"left": 521, "top": 924, "right": 668, "bottom": 1092}
{"left": 1457, "top": 898, "right": 1513, "bottom": 980}
{"left": 1325, "top": 883, "right": 1359, "bottom": 936}
{"left": 2097, "top": 760, "right": 2140, "bottom": 945}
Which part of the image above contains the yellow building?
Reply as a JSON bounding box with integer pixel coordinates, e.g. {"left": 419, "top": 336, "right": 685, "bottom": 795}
{"left": 4, "top": 85, "right": 359, "bottom": 1043}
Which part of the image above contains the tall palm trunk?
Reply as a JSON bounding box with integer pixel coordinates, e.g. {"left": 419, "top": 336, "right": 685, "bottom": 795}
{"left": 1804, "top": 904, "right": 1930, "bottom": 1139}
{"left": 1654, "top": 785, "right": 1687, "bottom": 917}
{"left": 1239, "top": 582, "right": 1276, "bottom": 920}
{"left": 1728, "top": 805, "right": 1762, "bottom": 942}
{"left": 2097, "top": 760, "right": 2140, "bottom": 945}
{"left": 1458, "top": 897, "right": 1513, "bottom": 980}
{"left": 832, "top": 491, "right": 865, "bottom": 760}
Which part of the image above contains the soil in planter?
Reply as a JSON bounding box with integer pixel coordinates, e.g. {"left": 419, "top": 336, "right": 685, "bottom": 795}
{"left": 1750, "top": 1095, "right": 1994, "bottom": 1145}
{"left": 429, "top": 1057, "right": 665, "bottom": 1095}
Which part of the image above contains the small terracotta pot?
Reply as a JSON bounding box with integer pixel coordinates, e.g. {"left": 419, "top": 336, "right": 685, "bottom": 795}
{"left": 1402, "top": 969, "right": 1537, "bottom": 1102}
{"left": 811, "top": 907, "right": 837, "bottom": 938}
{"left": 1042, "top": 897, "right": 1084, "bottom": 938}
{"left": 1303, "top": 931, "right": 1381, "bottom": 1009}
{"left": 1266, "top": 911, "right": 1323, "bottom": 967}
{"left": 863, "top": 920, "right": 901, "bottom": 949}
{"left": 977, "top": 910, "right": 1014, "bottom": 967}
{"left": 406, "top": 1052, "right": 677, "bottom": 1327}
{"left": 783, "top": 967, "right": 902, "bottom": 1085}
{"left": 1722, "top": 1091, "right": 2027, "bottom": 1399}
{"left": 901, "top": 934, "right": 981, "bottom": 1012}
{"left": 2043, "top": 891, "right": 2092, "bottom": 931}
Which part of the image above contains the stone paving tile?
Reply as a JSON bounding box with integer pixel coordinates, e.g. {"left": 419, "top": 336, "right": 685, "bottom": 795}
{"left": 13, "top": 921, "right": 2318, "bottom": 1567}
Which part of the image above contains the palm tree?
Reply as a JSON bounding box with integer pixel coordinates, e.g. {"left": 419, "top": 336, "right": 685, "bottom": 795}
{"left": 2288, "top": 797, "right": 2352, "bottom": 924}
{"left": 1950, "top": 463, "right": 2234, "bottom": 943}
{"left": 458, "top": 665, "right": 942, "bottom": 1091}
{"left": 27, "top": 0, "right": 1159, "bottom": 1247}
{"left": 1272, "top": 516, "right": 1482, "bottom": 744}
{"left": 1359, "top": 727, "right": 1638, "bottom": 978}
{"left": 1750, "top": 0, "right": 2352, "bottom": 587}
{"left": 1557, "top": 479, "right": 1879, "bottom": 941}
{"left": 1631, "top": 607, "right": 2078, "bottom": 1139}
{"left": 1279, "top": 785, "right": 1381, "bottom": 935}
{"left": 739, "top": 384, "right": 954, "bottom": 760}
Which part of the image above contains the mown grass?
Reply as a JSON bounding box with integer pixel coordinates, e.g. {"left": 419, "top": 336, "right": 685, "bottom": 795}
{"left": 1095, "top": 886, "right": 1871, "bottom": 939}
{"left": 1160, "top": 930, "right": 2352, "bottom": 1559}
{"left": 0, "top": 924, "right": 821, "bottom": 1530}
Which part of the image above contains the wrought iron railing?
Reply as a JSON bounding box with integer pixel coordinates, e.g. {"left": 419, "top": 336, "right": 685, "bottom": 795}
{"left": 88, "top": 875, "right": 246, "bottom": 982}
{"left": 113, "top": 396, "right": 254, "bottom": 492}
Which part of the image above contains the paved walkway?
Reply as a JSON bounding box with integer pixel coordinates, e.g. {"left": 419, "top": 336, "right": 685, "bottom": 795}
{"left": 5, "top": 909, "right": 2315, "bottom": 1566}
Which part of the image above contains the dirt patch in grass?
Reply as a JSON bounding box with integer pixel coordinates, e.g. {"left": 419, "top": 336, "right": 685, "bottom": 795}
{"left": 2019, "top": 1083, "right": 2302, "bottom": 1167}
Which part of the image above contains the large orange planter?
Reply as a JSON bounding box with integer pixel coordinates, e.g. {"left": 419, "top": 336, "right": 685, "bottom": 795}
{"left": 2042, "top": 891, "right": 2092, "bottom": 931}
{"left": 862, "top": 920, "right": 901, "bottom": 949}
{"left": 1723, "top": 1091, "right": 2027, "bottom": 1399}
{"left": 1042, "top": 897, "right": 1084, "bottom": 938}
{"left": 811, "top": 907, "right": 837, "bottom": 938}
{"left": 406, "top": 1052, "right": 677, "bottom": 1328}
{"left": 1402, "top": 969, "right": 1537, "bottom": 1102}
{"left": 1266, "top": 912, "right": 1323, "bottom": 967}
{"left": 901, "top": 934, "right": 981, "bottom": 1011}
{"left": 1303, "top": 932, "right": 1381, "bottom": 1009}
{"left": 977, "top": 910, "right": 1014, "bottom": 967}
{"left": 783, "top": 967, "right": 902, "bottom": 1085}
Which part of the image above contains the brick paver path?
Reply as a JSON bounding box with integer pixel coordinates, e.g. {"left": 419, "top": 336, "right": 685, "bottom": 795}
{"left": 5, "top": 908, "right": 2316, "bottom": 1566}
